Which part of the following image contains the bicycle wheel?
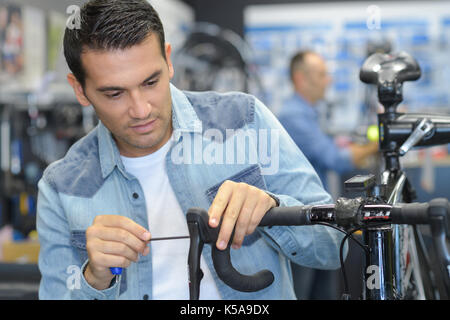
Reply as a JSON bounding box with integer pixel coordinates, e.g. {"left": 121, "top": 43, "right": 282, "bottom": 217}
{"left": 390, "top": 185, "right": 438, "bottom": 299}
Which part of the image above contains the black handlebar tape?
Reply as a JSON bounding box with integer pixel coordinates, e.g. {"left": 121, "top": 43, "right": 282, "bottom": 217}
{"left": 390, "top": 202, "right": 429, "bottom": 224}
{"left": 211, "top": 244, "right": 274, "bottom": 292}
{"left": 259, "top": 206, "right": 311, "bottom": 227}
{"left": 208, "top": 206, "right": 309, "bottom": 292}
{"left": 428, "top": 198, "right": 450, "bottom": 238}
{"left": 187, "top": 207, "right": 274, "bottom": 293}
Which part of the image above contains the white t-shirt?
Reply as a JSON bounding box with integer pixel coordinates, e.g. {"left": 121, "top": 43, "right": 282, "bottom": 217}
{"left": 121, "top": 137, "right": 221, "bottom": 300}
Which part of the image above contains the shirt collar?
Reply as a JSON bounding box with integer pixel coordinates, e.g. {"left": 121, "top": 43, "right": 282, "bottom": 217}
{"left": 169, "top": 83, "right": 203, "bottom": 140}
{"left": 291, "top": 92, "right": 319, "bottom": 118}
{"left": 97, "top": 83, "right": 202, "bottom": 179}
{"left": 97, "top": 121, "right": 126, "bottom": 179}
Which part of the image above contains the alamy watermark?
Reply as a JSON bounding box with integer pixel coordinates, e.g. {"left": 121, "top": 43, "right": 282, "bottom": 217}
{"left": 66, "top": 5, "right": 81, "bottom": 30}
{"left": 366, "top": 5, "right": 381, "bottom": 30}
{"left": 170, "top": 126, "right": 280, "bottom": 175}
{"left": 66, "top": 265, "right": 81, "bottom": 290}
{"left": 366, "top": 264, "right": 381, "bottom": 290}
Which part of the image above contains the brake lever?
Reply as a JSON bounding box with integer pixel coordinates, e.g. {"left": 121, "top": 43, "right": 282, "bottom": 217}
{"left": 186, "top": 208, "right": 218, "bottom": 300}
{"left": 186, "top": 207, "right": 274, "bottom": 299}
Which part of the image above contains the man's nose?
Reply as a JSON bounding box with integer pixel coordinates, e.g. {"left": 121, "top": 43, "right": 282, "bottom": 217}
{"left": 129, "top": 90, "right": 152, "bottom": 119}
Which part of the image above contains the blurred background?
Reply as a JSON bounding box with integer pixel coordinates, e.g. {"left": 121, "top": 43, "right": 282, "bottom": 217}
{"left": 0, "top": 0, "right": 449, "bottom": 299}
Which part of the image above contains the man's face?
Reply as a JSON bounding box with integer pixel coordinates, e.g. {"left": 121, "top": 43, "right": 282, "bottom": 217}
{"left": 68, "top": 34, "right": 174, "bottom": 157}
{"left": 301, "top": 53, "right": 331, "bottom": 104}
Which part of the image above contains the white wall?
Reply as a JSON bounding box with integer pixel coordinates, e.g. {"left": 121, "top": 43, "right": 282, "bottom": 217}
{"left": 149, "top": 0, "right": 194, "bottom": 50}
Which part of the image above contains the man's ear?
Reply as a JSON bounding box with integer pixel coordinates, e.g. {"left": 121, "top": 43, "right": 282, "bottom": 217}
{"left": 292, "top": 71, "right": 305, "bottom": 86}
{"left": 67, "top": 73, "right": 91, "bottom": 107}
{"left": 165, "top": 43, "right": 174, "bottom": 79}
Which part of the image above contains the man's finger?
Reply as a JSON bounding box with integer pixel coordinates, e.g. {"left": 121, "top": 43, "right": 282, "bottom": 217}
{"left": 231, "top": 193, "right": 259, "bottom": 249}
{"left": 216, "top": 183, "right": 248, "bottom": 250}
{"left": 88, "top": 226, "right": 148, "bottom": 256}
{"left": 97, "top": 239, "right": 140, "bottom": 262}
{"left": 93, "top": 215, "right": 151, "bottom": 241}
{"left": 208, "top": 180, "right": 233, "bottom": 227}
{"left": 89, "top": 250, "right": 134, "bottom": 270}
{"left": 246, "top": 195, "right": 275, "bottom": 235}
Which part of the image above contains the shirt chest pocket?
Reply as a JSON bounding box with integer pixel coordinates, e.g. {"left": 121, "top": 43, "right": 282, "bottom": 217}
{"left": 205, "top": 164, "right": 267, "bottom": 247}
{"left": 70, "top": 230, "right": 89, "bottom": 263}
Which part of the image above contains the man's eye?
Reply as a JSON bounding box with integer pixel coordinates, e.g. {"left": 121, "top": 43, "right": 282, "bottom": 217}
{"left": 144, "top": 79, "right": 158, "bottom": 87}
{"left": 106, "top": 92, "right": 122, "bottom": 99}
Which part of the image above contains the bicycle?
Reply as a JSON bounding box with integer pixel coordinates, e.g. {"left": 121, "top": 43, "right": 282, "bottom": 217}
{"left": 185, "top": 51, "right": 450, "bottom": 300}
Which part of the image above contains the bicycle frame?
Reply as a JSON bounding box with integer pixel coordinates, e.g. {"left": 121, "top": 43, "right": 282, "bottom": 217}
{"left": 356, "top": 110, "right": 450, "bottom": 300}
{"left": 361, "top": 170, "right": 422, "bottom": 300}
{"left": 362, "top": 222, "right": 396, "bottom": 299}
{"left": 357, "top": 51, "right": 450, "bottom": 300}
{"left": 344, "top": 170, "right": 402, "bottom": 299}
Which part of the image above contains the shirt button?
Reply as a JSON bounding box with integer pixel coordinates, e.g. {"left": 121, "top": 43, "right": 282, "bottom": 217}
{"left": 132, "top": 192, "right": 139, "bottom": 199}
{"left": 143, "top": 294, "right": 149, "bottom": 300}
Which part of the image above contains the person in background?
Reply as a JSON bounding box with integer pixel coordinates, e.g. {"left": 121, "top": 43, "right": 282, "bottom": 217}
{"left": 278, "top": 50, "right": 378, "bottom": 191}
{"left": 277, "top": 50, "right": 378, "bottom": 299}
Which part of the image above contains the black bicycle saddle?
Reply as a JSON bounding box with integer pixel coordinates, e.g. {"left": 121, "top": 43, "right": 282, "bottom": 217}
{"left": 360, "top": 51, "right": 421, "bottom": 86}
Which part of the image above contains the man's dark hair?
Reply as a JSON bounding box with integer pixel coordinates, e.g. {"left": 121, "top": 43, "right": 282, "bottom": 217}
{"left": 289, "top": 50, "right": 315, "bottom": 82}
{"left": 63, "top": 0, "right": 166, "bottom": 88}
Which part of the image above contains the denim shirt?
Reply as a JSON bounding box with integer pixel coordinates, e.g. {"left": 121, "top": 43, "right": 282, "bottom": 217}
{"left": 37, "top": 84, "right": 347, "bottom": 300}
{"left": 277, "top": 93, "right": 353, "bottom": 189}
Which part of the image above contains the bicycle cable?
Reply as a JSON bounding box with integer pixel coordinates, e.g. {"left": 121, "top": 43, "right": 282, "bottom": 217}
{"left": 313, "top": 221, "right": 394, "bottom": 299}
{"left": 313, "top": 222, "right": 367, "bottom": 299}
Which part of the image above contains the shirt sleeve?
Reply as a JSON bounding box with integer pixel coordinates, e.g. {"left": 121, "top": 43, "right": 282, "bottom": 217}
{"left": 277, "top": 104, "right": 354, "bottom": 174}
{"left": 36, "top": 176, "right": 120, "bottom": 300}
{"left": 252, "top": 97, "right": 348, "bottom": 270}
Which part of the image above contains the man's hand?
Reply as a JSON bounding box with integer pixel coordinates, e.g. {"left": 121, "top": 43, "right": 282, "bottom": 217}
{"left": 84, "top": 215, "right": 151, "bottom": 290}
{"left": 349, "top": 141, "right": 379, "bottom": 168}
{"left": 208, "top": 181, "right": 277, "bottom": 250}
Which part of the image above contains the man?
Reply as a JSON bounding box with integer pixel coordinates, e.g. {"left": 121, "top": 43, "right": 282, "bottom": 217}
{"left": 278, "top": 51, "right": 378, "bottom": 190}
{"left": 37, "top": 1, "right": 345, "bottom": 300}
{"left": 278, "top": 50, "right": 377, "bottom": 299}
